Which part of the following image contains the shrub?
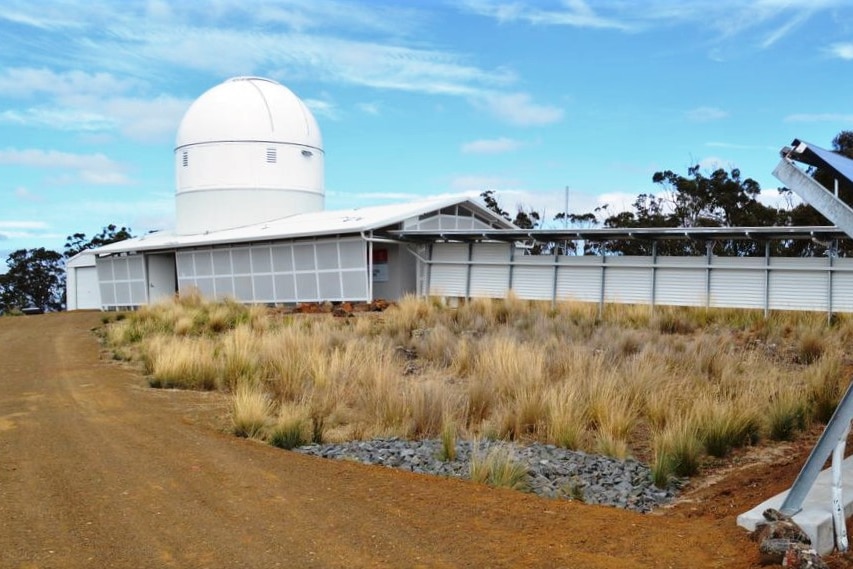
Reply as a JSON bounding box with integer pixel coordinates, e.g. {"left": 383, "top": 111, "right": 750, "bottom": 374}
{"left": 652, "top": 418, "right": 702, "bottom": 487}
{"left": 269, "top": 403, "right": 309, "bottom": 449}
{"left": 767, "top": 390, "right": 808, "bottom": 441}
{"left": 469, "top": 444, "right": 529, "bottom": 491}
{"left": 439, "top": 420, "right": 457, "bottom": 461}
{"left": 232, "top": 385, "right": 272, "bottom": 439}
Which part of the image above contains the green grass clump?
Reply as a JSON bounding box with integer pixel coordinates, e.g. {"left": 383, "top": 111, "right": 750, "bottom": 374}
{"left": 652, "top": 419, "right": 703, "bottom": 487}
{"left": 469, "top": 444, "right": 529, "bottom": 491}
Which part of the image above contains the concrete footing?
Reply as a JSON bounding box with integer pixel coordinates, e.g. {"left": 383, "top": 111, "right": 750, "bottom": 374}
{"left": 737, "top": 455, "right": 853, "bottom": 555}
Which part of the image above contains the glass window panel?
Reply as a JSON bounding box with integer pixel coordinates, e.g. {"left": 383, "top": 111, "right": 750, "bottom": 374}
{"left": 114, "top": 258, "right": 129, "bottom": 281}
{"left": 234, "top": 276, "right": 253, "bottom": 301}
{"left": 316, "top": 242, "right": 339, "bottom": 270}
{"left": 176, "top": 254, "right": 195, "bottom": 278}
{"left": 272, "top": 245, "right": 293, "bottom": 272}
{"left": 232, "top": 248, "right": 251, "bottom": 274}
{"left": 274, "top": 274, "right": 295, "bottom": 301}
{"left": 293, "top": 244, "right": 315, "bottom": 271}
{"left": 251, "top": 247, "right": 272, "bottom": 273}
{"left": 129, "top": 257, "right": 144, "bottom": 280}
{"left": 195, "top": 277, "right": 214, "bottom": 297}
{"left": 339, "top": 241, "right": 365, "bottom": 269}
{"left": 130, "top": 281, "right": 147, "bottom": 304}
{"left": 318, "top": 273, "right": 342, "bottom": 300}
{"left": 254, "top": 274, "right": 274, "bottom": 301}
{"left": 214, "top": 277, "right": 234, "bottom": 299}
{"left": 194, "top": 252, "right": 213, "bottom": 276}
{"left": 341, "top": 272, "right": 368, "bottom": 299}
{"left": 212, "top": 250, "right": 231, "bottom": 275}
{"left": 100, "top": 283, "right": 115, "bottom": 305}
{"left": 115, "top": 282, "right": 131, "bottom": 304}
{"left": 97, "top": 259, "right": 114, "bottom": 281}
{"left": 295, "top": 273, "right": 318, "bottom": 300}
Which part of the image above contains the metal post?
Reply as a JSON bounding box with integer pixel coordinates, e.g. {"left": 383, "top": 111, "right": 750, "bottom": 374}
{"left": 764, "top": 241, "right": 771, "bottom": 318}
{"left": 465, "top": 242, "right": 473, "bottom": 301}
{"left": 651, "top": 241, "right": 657, "bottom": 314}
{"left": 599, "top": 245, "right": 606, "bottom": 318}
{"left": 705, "top": 241, "right": 713, "bottom": 308}
{"left": 780, "top": 379, "right": 853, "bottom": 516}
{"left": 552, "top": 251, "right": 559, "bottom": 307}
{"left": 832, "top": 425, "right": 850, "bottom": 552}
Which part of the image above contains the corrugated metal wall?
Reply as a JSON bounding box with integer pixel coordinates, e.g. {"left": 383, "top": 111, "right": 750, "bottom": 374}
{"left": 425, "top": 242, "right": 853, "bottom": 314}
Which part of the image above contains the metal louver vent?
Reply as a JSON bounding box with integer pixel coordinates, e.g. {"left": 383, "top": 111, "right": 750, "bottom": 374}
{"left": 182, "top": 151, "right": 188, "bottom": 167}
{"left": 266, "top": 148, "right": 277, "bottom": 163}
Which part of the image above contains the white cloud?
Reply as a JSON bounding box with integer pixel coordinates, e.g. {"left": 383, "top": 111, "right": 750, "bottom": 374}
{"left": 685, "top": 106, "right": 728, "bottom": 122}
{"left": 785, "top": 113, "right": 853, "bottom": 123}
{"left": 357, "top": 102, "right": 381, "bottom": 115}
{"left": 0, "top": 220, "right": 48, "bottom": 229}
{"left": 460, "top": 0, "right": 843, "bottom": 48}
{"left": 0, "top": 148, "right": 131, "bottom": 185}
{"left": 449, "top": 175, "right": 520, "bottom": 192}
{"left": 0, "top": 107, "right": 115, "bottom": 132}
{"left": 13, "top": 187, "right": 43, "bottom": 202}
{"left": 461, "top": 137, "right": 523, "bottom": 154}
{"left": 476, "top": 92, "right": 564, "bottom": 126}
{"left": 0, "top": 68, "right": 190, "bottom": 142}
{"left": 303, "top": 98, "right": 339, "bottom": 120}
{"left": 827, "top": 42, "right": 853, "bottom": 60}
{"left": 460, "top": 0, "right": 631, "bottom": 30}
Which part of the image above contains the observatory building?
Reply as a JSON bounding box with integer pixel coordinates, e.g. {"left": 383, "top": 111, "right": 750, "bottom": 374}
{"left": 67, "top": 77, "right": 853, "bottom": 316}
{"left": 66, "top": 77, "right": 513, "bottom": 310}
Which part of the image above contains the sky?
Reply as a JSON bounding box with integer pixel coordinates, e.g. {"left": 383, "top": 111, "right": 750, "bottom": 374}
{"left": 2, "top": 0, "right": 853, "bottom": 263}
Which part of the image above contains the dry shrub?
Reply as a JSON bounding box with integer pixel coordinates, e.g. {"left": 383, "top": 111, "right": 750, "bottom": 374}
{"left": 547, "top": 385, "right": 588, "bottom": 450}
{"left": 692, "top": 396, "right": 760, "bottom": 457}
{"left": 269, "top": 402, "right": 310, "bottom": 449}
{"left": 408, "top": 381, "right": 446, "bottom": 438}
{"left": 232, "top": 384, "right": 272, "bottom": 439}
{"left": 796, "top": 328, "right": 825, "bottom": 365}
{"left": 651, "top": 417, "right": 702, "bottom": 487}
{"left": 144, "top": 335, "right": 219, "bottom": 390}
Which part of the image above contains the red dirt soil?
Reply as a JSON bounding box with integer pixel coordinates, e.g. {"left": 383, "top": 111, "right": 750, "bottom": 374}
{"left": 1, "top": 311, "right": 852, "bottom": 569}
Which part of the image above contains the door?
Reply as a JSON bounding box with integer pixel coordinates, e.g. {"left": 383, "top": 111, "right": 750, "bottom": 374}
{"left": 147, "top": 253, "right": 178, "bottom": 304}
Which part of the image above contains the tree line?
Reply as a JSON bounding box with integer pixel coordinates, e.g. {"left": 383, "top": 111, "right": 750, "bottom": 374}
{"left": 0, "top": 225, "right": 132, "bottom": 314}
{"left": 482, "top": 131, "right": 853, "bottom": 258}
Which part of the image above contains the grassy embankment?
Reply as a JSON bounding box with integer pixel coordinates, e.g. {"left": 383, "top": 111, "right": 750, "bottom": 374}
{"left": 103, "top": 291, "right": 851, "bottom": 487}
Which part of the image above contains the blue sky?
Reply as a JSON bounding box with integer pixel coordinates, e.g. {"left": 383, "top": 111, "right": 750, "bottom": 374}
{"left": 2, "top": 0, "right": 853, "bottom": 262}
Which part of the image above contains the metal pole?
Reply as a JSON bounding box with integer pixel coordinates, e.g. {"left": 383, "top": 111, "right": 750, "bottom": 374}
{"left": 780, "top": 379, "right": 853, "bottom": 516}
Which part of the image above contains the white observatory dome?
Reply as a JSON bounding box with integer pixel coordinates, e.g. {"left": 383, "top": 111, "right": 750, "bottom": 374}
{"left": 174, "top": 76, "right": 325, "bottom": 235}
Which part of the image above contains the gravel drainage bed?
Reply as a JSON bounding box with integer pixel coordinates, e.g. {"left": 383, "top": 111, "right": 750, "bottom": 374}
{"left": 296, "top": 438, "right": 680, "bottom": 513}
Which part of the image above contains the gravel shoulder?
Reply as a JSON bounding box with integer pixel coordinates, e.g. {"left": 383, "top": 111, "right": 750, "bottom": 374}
{"left": 0, "top": 311, "right": 820, "bottom": 568}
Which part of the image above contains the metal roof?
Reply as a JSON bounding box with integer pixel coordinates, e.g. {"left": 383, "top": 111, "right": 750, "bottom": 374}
{"left": 390, "top": 226, "right": 847, "bottom": 243}
{"left": 92, "top": 195, "right": 515, "bottom": 255}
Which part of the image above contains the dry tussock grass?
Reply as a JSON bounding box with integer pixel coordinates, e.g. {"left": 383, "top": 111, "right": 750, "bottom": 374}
{"left": 104, "top": 293, "right": 853, "bottom": 485}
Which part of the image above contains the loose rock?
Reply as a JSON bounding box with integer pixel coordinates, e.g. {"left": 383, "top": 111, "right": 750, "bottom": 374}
{"left": 296, "top": 438, "right": 680, "bottom": 513}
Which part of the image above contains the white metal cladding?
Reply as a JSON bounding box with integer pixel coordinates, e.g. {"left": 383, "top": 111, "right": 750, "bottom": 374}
{"left": 556, "top": 257, "right": 602, "bottom": 302}
{"left": 654, "top": 256, "right": 707, "bottom": 307}
{"left": 602, "top": 256, "right": 652, "bottom": 304}
{"left": 423, "top": 244, "right": 853, "bottom": 314}
{"left": 833, "top": 259, "right": 853, "bottom": 311}
{"left": 512, "top": 257, "right": 554, "bottom": 299}
{"left": 768, "top": 257, "right": 829, "bottom": 311}
{"left": 96, "top": 255, "right": 147, "bottom": 309}
{"left": 709, "top": 257, "right": 766, "bottom": 308}
{"left": 176, "top": 237, "right": 368, "bottom": 303}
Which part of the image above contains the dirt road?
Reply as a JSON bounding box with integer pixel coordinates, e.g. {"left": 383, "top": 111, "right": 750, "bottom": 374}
{"left": 0, "top": 312, "right": 796, "bottom": 568}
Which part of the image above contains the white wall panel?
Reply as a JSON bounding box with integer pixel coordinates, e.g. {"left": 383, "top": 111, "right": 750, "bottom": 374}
{"left": 605, "top": 268, "right": 652, "bottom": 304}
{"left": 769, "top": 270, "right": 827, "bottom": 311}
